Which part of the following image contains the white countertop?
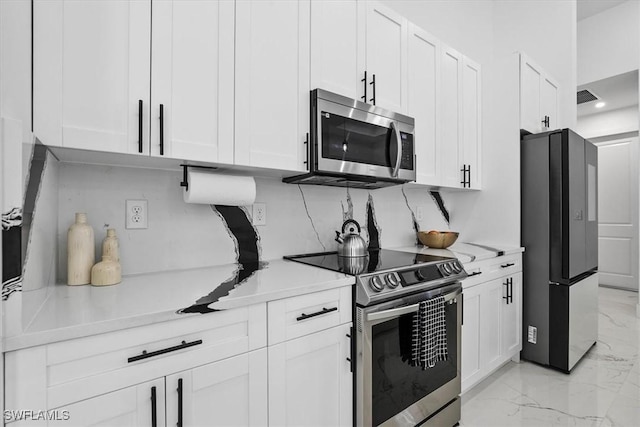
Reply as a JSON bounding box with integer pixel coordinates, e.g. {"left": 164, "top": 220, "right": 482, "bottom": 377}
{"left": 392, "top": 242, "right": 524, "bottom": 264}
{"left": 5, "top": 260, "right": 354, "bottom": 351}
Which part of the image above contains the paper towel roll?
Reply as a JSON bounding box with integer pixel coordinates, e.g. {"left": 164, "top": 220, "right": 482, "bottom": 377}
{"left": 183, "top": 170, "right": 256, "bottom": 206}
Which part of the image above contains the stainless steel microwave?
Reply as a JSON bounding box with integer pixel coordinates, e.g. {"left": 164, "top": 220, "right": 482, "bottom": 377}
{"left": 283, "top": 89, "right": 416, "bottom": 189}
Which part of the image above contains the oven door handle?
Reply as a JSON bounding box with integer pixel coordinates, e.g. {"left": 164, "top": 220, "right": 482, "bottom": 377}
{"left": 366, "top": 288, "right": 462, "bottom": 322}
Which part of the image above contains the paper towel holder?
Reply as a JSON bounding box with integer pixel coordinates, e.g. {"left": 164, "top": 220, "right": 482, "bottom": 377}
{"left": 180, "top": 164, "right": 218, "bottom": 191}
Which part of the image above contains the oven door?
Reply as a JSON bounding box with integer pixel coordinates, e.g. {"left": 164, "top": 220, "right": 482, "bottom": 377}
{"left": 356, "top": 284, "right": 462, "bottom": 427}
{"left": 314, "top": 97, "right": 415, "bottom": 182}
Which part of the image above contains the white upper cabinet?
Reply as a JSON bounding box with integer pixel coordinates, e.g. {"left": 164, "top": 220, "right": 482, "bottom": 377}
{"left": 151, "top": 0, "right": 235, "bottom": 163}
{"left": 34, "top": 0, "right": 151, "bottom": 154}
{"left": 234, "top": 0, "right": 310, "bottom": 172}
{"left": 363, "top": 1, "right": 408, "bottom": 112}
{"left": 310, "top": 0, "right": 363, "bottom": 101}
{"left": 407, "top": 24, "right": 439, "bottom": 185}
{"left": 520, "top": 53, "right": 560, "bottom": 134}
{"left": 462, "top": 57, "right": 482, "bottom": 190}
{"left": 439, "top": 45, "right": 463, "bottom": 188}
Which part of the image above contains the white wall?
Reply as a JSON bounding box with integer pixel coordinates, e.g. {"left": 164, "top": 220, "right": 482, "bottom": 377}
{"left": 577, "top": 0, "right": 639, "bottom": 86}
{"left": 577, "top": 106, "right": 639, "bottom": 139}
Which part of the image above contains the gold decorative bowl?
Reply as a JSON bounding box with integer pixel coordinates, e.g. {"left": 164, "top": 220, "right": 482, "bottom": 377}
{"left": 417, "top": 230, "right": 459, "bottom": 249}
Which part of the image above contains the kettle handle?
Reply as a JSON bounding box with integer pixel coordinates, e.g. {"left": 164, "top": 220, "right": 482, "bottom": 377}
{"left": 342, "top": 219, "right": 361, "bottom": 234}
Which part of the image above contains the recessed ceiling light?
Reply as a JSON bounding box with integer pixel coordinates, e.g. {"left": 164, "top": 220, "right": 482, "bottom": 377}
{"left": 595, "top": 102, "right": 606, "bottom": 108}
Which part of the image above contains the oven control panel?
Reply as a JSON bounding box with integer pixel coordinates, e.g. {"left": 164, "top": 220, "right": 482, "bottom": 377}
{"left": 359, "top": 260, "right": 467, "bottom": 305}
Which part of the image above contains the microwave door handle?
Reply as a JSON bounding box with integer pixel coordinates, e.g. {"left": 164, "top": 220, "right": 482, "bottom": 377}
{"left": 390, "top": 121, "right": 402, "bottom": 178}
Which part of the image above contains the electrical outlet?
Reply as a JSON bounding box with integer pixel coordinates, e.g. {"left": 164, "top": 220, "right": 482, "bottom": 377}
{"left": 528, "top": 325, "right": 537, "bottom": 344}
{"left": 126, "top": 199, "right": 148, "bottom": 229}
{"left": 416, "top": 206, "right": 425, "bottom": 221}
{"left": 252, "top": 203, "right": 267, "bottom": 226}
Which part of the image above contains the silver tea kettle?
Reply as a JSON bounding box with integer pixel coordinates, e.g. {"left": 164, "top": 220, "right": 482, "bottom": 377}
{"left": 335, "top": 219, "right": 367, "bottom": 257}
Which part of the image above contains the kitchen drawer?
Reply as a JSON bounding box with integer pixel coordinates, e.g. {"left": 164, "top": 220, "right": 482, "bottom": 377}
{"left": 486, "top": 254, "right": 521, "bottom": 277}
{"left": 462, "top": 254, "right": 522, "bottom": 289}
{"left": 5, "top": 303, "right": 266, "bottom": 411}
{"left": 268, "top": 286, "right": 352, "bottom": 345}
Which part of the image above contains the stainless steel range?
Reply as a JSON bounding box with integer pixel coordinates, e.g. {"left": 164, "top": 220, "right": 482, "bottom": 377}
{"left": 284, "top": 249, "right": 467, "bottom": 426}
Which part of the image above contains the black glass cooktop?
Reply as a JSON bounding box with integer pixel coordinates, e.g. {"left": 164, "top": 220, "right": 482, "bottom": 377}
{"left": 284, "top": 249, "right": 453, "bottom": 276}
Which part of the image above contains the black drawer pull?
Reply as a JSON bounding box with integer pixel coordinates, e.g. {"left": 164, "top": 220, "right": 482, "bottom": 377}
{"left": 501, "top": 263, "right": 515, "bottom": 268}
{"left": 128, "top": 339, "right": 203, "bottom": 363}
{"left": 468, "top": 271, "right": 482, "bottom": 277}
{"left": 296, "top": 307, "right": 338, "bottom": 322}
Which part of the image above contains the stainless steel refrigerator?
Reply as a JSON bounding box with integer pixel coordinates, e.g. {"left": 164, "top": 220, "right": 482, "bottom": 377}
{"left": 521, "top": 128, "right": 598, "bottom": 372}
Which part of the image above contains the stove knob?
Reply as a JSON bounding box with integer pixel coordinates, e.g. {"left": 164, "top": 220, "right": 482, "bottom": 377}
{"left": 386, "top": 273, "right": 400, "bottom": 288}
{"left": 369, "top": 276, "right": 384, "bottom": 292}
{"left": 452, "top": 262, "right": 462, "bottom": 273}
{"left": 442, "top": 263, "right": 453, "bottom": 275}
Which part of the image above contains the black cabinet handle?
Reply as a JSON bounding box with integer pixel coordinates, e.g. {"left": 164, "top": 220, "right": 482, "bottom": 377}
{"left": 503, "top": 280, "right": 510, "bottom": 304}
{"left": 303, "top": 132, "right": 309, "bottom": 169}
{"left": 370, "top": 74, "right": 376, "bottom": 105}
{"left": 501, "top": 263, "right": 515, "bottom": 268}
{"left": 468, "top": 271, "right": 482, "bottom": 277}
{"left": 361, "top": 71, "right": 367, "bottom": 102}
{"left": 460, "top": 164, "right": 470, "bottom": 187}
{"left": 128, "top": 339, "right": 203, "bottom": 363}
{"left": 159, "top": 104, "right": 164, "bottom": 156}
{"left": 509, "top": 277, "right": 514, "bottom": 304}
{"left": 296, "top": 307, "right": 338, "bottom": 322}
{"left": 177, "top": 378, "right": 183, "bottom": 427}
{"left": 347, "top": 327, "right": 354, "bottom": 373}
{"left": 151, "top": 386, "right": 157, "bottom": 427}
{"left": 138, "top": 100, "right": 143, "bottom": 153}
{"left": 542, "top": 115, "right": 550, "bottom": 128}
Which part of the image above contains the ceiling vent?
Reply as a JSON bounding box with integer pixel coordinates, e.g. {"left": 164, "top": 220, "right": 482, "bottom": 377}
{"left": 577, "top": 89, "right": 599, "bottom": 104}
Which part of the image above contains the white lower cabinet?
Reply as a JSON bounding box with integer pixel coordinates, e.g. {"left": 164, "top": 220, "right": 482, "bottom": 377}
{"left": 166, "top": 349, "right": 268, "bottom": 427}
{"left": 268, "top": 324, "right": 352, "bottom": 427}
{"left": 461, "top": 254, "right": 523, "bottom": 393}
{"left": 44, "top": 379, "right": 166, "bottom": 427}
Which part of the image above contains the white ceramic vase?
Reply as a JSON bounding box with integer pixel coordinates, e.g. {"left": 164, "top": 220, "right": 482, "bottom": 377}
{"left": 67, "top": 212, "right": 95, "bottom": 285}
{"left": 91, "top": 255, "right": 122, "bottom": 286}
{"left": 102, "top": 228, "right": 120, "bottom": 262}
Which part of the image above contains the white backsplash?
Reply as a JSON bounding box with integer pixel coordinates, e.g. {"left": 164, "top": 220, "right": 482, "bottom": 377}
{"left": 54, "top": 162, "right": 461, "bottom": 280}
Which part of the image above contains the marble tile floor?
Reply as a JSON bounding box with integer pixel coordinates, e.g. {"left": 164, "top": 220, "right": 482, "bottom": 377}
{"left": 460, "top": 286, "right": 640, "bottom": 427}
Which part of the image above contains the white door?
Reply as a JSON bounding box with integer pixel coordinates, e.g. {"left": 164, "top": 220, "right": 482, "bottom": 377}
{"left": 234, "top": 0, "right": 310, "bottom": 171}
{"left": 439, "top": 45, "right": 463, "bottom": 188}
{"left": 519, "top": 54, "right": 542, "bottom": 134}
{"left": 151, "top": 0, "right": 234, "bottom": 163}
{"left": 407, "top": 24, "right": 439, "bottom": 185}
{"left": 501, "top": 273, "right": 522, "bottom": 356}
{"left": 363, "top": 1, "right": 407, "bottom": 112}
{"left": 166, "top": 349, "right": 268, "bottom": 427}
{"left": 461, "top": 284, "right": 482, "bottom": 392}
{"left": 541, "top": 75, "right": 559, "bottom": 131}
{"left": 47, "top": 379, "right": 165, "bottom": 427}
{"left": 34, "top": 0, "right": 151, "bottom": 154}
{"left": 482, "top": 279, "right": 503, "bottom": 372}
{"left": 462, "top": 57, "right": 482, "bottom": 189}
{"left": 595, "top": 138, "right": 639, "bottom": 291}
{"left": 269, "top": 324, "right": 352, "bottom": 427}
{"left": 310, "top": 0, "right": 363, "bottom": 100}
